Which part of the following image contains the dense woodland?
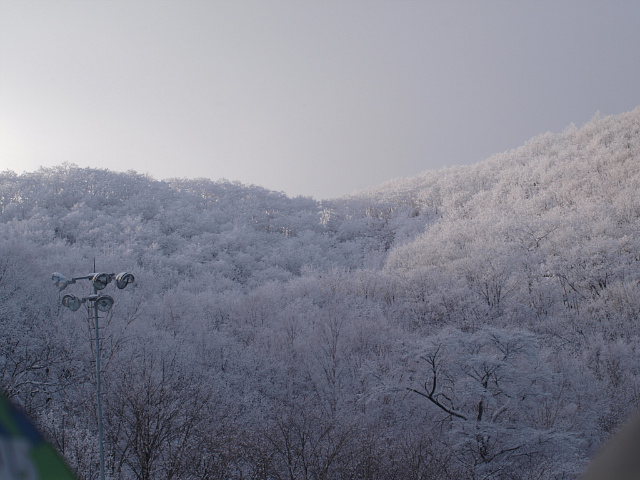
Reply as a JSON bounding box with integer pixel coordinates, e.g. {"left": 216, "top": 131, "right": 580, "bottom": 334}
{"left": 1, "top": 107, "right": 639, "bottom": 479}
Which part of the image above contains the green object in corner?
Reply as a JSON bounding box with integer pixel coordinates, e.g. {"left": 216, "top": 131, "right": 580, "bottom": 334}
{"left": 0, "top": 392, "right": 77, "bottom": 479}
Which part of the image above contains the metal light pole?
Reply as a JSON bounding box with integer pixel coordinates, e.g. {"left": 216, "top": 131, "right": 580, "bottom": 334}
{"left": 53, "top": 271, "right": 134, "bottom": 480}
{"left": 92, "top": 282, "right": 106, "bottom": 480}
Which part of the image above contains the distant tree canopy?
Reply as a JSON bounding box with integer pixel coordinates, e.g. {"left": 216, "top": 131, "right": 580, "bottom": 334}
{"left": 1, "top": 107, "right": 639, "bottom": 479}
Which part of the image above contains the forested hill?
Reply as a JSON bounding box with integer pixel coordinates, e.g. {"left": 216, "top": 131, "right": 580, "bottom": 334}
{"left": 1, "top": 106, "right": 639, "bottom": 479}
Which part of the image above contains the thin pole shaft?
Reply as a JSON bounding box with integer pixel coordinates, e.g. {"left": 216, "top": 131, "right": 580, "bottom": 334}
{"left": 94, "top": 285, "right": 106, "bottom": 480}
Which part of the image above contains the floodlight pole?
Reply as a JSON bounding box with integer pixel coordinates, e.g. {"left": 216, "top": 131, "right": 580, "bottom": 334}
{"left": 92, "top": 284, "right": 106, "bottom": 480}
{"left": 54, "top": 270, "right": 134, "bottom": 480}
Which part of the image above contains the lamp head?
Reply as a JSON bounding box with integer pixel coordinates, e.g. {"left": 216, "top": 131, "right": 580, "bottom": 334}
{"left": 95, "top": 295, "right": 114, "bottom": 313}
{"left": 91, "top": 273, "right": 113, "bottom": 291}
{"left": 115, "top": 272, "right": 135, "bottom": 289}
{"left": 61, "top": 294, "right": 83, "bottom": 311}
{"left": 52, "top": 272, "right": 72, "bottom": 291}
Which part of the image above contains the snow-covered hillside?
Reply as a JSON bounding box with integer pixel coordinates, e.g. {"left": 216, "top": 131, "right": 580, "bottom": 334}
{"left": 1, "top": 107, "right": 638, "bottom": 479}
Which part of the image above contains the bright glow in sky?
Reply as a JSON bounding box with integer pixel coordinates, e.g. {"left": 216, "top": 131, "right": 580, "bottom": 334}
{"left": 1, "top": 1, "right": 640, "bottom": 199}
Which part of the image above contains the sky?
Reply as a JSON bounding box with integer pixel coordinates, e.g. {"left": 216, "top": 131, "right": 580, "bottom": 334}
{"left": 1, "top": 1, "right": 640, "bottom": 200}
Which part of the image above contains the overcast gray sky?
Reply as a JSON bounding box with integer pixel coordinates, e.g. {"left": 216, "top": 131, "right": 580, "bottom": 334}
{"left": 1, "top": 0, "right": 639, "bottom": 199}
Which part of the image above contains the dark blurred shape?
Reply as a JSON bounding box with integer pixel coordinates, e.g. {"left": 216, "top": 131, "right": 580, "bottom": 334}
{"left": 581, "top": 413, "right": 640, "bottom": 480}
{"left": 0, "top": 391, "right": 77, "bottom": 479}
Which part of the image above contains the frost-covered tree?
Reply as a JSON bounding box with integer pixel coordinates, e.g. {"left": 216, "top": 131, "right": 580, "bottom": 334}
{"left": 401, "top": 327, "right": 587, "bottom": 479}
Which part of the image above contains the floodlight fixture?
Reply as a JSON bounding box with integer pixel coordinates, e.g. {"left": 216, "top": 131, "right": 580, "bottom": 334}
{"left": 62, "top": 294, "right": 83, "bottom": 311}
{"left": 91, "top": 273, "right": 113, "bottom": 291}
{"left": 52, "top": 272, "right": 74, "bottom": 291}
{"left": 94, "top": 295, "right": 114, "bottom": 313}
{"left": 115, "top": 272, "right": 135, "bottom": 289}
